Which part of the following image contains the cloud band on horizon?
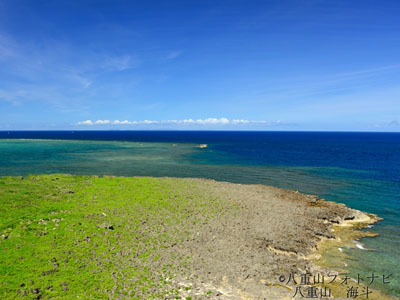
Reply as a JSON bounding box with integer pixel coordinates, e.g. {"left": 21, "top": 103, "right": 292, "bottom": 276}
{"left": 75, "top": 118, "right": 282, "bottom": 126}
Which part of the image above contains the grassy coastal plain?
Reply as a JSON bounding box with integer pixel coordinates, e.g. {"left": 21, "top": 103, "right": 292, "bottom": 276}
{"left": 0, "top": 175, "right": 394, "bottom": 299}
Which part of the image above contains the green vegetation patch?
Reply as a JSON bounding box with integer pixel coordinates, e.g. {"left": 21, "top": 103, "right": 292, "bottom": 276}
{"left": 0, "top": 175, "right": 228, "bottom": 299}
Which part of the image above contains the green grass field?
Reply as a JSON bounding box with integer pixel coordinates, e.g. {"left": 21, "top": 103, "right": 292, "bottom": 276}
{"left": 0, "top": 175, "right": 230, "bottom": 299}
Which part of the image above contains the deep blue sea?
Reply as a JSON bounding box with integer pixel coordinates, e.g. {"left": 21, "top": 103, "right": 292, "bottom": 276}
{"left": 0, "top": 131, "right": 399, "bottom": 297}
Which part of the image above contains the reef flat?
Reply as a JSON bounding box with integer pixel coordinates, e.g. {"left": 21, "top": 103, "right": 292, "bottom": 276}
{"left": 0, "top": 175, "right": 391, "bottom": 299}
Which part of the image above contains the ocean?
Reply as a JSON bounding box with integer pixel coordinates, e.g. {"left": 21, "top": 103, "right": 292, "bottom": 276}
{"left": 0, "top": 131, "right": 399, "bottom": 297}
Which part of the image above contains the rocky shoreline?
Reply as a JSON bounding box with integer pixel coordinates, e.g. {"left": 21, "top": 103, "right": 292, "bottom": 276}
{"left": 167, "top": 178, "right": 394, "bottom": 300}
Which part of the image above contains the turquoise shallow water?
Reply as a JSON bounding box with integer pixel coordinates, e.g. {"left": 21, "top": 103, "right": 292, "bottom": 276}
{"left": 0, "top": 132, "right": 399, "bottom": 297}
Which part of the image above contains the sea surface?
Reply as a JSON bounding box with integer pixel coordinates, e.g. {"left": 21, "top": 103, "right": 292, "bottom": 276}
{"left": 0, "top": 131, "right": 399, "bottom": 297}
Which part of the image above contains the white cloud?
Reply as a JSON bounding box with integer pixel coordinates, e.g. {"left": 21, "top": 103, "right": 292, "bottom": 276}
{"left": 142, "top": 120, "right": 158, "bottom": 124}
{"left": 195, "top": 118, "right": 229, "bottom": 125}
{"left": 76, "top": 120, "right": 93, "bottom": 125}
{"left": 94, "top": 120, "right": 110, "bottom": 124}
{"left": 113, "top": 120, "right": 132, "bottom": 125}
{"left": 76, "top": 118, "right": 283, "bottom": 127}
{"left": 232, "top": 119, "right": 250, "bottom": 124}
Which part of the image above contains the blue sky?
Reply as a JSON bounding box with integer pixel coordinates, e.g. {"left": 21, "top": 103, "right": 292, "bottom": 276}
{"left": 0, "top": 0, "right": 399, "bottom": 131}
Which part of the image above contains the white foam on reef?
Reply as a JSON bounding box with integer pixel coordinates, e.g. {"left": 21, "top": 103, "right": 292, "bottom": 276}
{"left": 353, "top": 241, "right": 366, "bottom": 250}
{"left": 196, "top": 144, "right": 208, "bottom": 148}
{"left": 338, "top": 247, "right": 343, "bottom": 252}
